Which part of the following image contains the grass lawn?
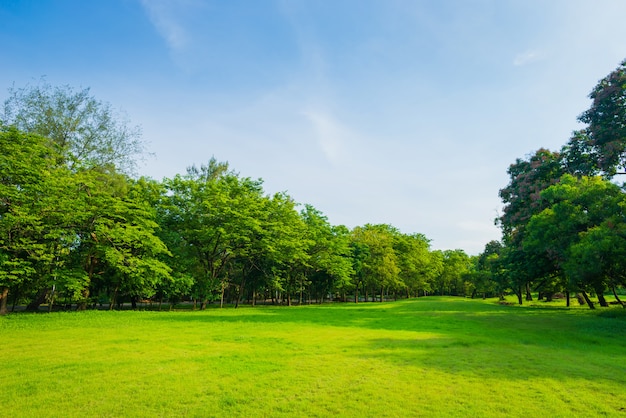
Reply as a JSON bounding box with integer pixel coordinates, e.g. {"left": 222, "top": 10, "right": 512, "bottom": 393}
{"left": 2, "top": 297, "right": 625, "bottom": 417}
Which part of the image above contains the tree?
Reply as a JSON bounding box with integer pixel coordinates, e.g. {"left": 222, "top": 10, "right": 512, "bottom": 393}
{"left": 351, "top": 224, "right": 400, "bottom": 302}
{"left": 435, "top": 249, "right": 471, "bottom": 296}
{"left": 497, "top": 149, "right": 563, "bottom": 303}
{"left": 163, "top": 160, "right": 267, "bottom": 309}
{"left": 393, "top": 232, "right": 433, "bottom": 298}
{"left": 565, "top": 221, "right": 626, "bottom": 308}
{"left": 300, "top": 205, "right": 353, "bottom": 303}
{"left": 467, "top": 240, "right": 502, "bottom": 299}
{"left": 578, "top": 59, "right": 626, "bottom": 176}
{"left": 2, "top": 81, "right": 144, "bottom": 174}
{"left": 0, "top": 128, "right": 62, "bottom": 314}
{"left": 524, "top": 175, "right": 626, "bottom": 308}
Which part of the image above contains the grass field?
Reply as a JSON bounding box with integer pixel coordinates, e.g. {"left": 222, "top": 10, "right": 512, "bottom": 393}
{"left": 2, "top": 297, "right": 626, "bottom": 417}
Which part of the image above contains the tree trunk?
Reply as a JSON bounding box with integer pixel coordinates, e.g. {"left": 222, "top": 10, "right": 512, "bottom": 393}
{"left": 380, "top": 286, "right": 384, "bottom": 302}
{"left": 566, "top": 291, "right": 570, "bottom": 307}
{"left": 525, "top": 282, "right": 533, "bottom": 301}
{"left": 581, "top": 291, "right": 595, "bottom": 310}
{"left": 109, "top": 287, "right": 118, "bottom": 310}
{"left": 611, "top": 286, "right": 625, "bottom": 308}
{"left": 354, "top": 282, "right": 359, "bottom": 303}
{"left": 0, "top": 287, "right": 9, "bottom": 315}
{"left": 595, "top": 287, "right": 609, "bottom": 307}
{"left": 516, "top": 286, "right": 523, "bottom": 305}
{"left": 76, "top": 288, "right": 90, "bottom": 311}
{"left": 27, "top": 288, "right": 49, "bottom": 312}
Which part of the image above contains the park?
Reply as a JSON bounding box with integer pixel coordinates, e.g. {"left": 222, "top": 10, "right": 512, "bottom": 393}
{"left": 1, "top": 296, "right": 625, "bottom": 417}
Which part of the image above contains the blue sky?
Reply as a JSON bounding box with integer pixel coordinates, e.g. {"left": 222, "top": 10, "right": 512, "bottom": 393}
{"left": 2, "top": 0, "right": 626, "bottom": 254}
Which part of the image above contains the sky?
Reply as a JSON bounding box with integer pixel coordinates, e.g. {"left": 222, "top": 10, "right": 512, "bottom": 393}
{"left": 2, "top": 0, "right": 626, "bottom": 255}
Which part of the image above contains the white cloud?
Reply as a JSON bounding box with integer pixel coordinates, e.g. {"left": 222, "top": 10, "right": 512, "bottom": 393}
{"left": 513, "top": 49, "right": 544, "bottom": 66}
{"left": 301, "top": 110, "right": 352, "bottom": 163}
{"left": 139, "top": 0, "right": 199, "bottom": 50}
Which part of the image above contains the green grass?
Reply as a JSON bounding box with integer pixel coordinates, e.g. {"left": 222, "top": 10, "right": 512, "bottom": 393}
{"left": 2, "top": 297, "right": 626, "bottom": 417}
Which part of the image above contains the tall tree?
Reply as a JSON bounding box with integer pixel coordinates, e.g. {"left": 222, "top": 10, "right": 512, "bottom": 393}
{"left": 163, "top": 160, "right": 267, "bottom": 309}
{"left": 497, "top": 149, "right": 563, "bottom": 303}
{"left": 578, "top": 59, "right": 626, "bottom": 176}
{"left": 2, "top": 81, "right": 144, "bottom": 174}
{"left": 351, "top": 224, "right": 400, "bottom": 302}
{"left": 393, "top": 232, "right": 433, "bottom": 298}
{"left": 0, "top": 128, "right": 63, "bottom": 314}
{"left": 524, "top": 175, "right": 625, "bottom": 308}
{"left": 299, "top": 205, "right": 353, "bottom": 303}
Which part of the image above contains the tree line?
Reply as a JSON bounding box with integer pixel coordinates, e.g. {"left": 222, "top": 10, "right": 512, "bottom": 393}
{"left": 471, "top": 59, "right": 626, "bottom": 309}
{"left": 0, "top": 82, "right": 475, "bottom": 314}
{"left": 3, "top": 58, "right": 626, "bottom": 314}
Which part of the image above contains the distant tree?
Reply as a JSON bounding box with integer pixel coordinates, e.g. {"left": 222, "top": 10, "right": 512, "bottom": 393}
{"left": 351, "top": 224, "right": 400, "bottom": 302}
{"left": 467, "top": 241, "right": 502, "bottom": 299}
{"left": 300, "top": 205, "right": 353, "bottom": 303}
{"left": 435, "top": 249, "right": 471, "bottom": 296}
{"left": 163, "top": 159, "right": 268, "bottom": 309}
{"left": 393, "top": 232, "right": 433, "bottom": 298}
{"left": 2, "top": 81, "right": 144, "bottom": 174}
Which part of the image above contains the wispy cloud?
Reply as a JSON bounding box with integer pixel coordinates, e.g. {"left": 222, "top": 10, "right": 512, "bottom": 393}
{"left": 139, "top": 0, "right": 197, "bottom": 51}
{"left": 301, "top": 109, "right": 354, "bottom": 164}
{"left": 513, "top": 49, "right": 544, "bottom": 66}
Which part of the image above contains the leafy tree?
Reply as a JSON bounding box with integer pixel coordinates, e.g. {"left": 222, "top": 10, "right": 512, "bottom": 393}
{"left": 300, "top": 205, "right": 353, "bottom": 303}
{"left": 163, "top": 159, "right": 267, "bottom": 309}
{"left": 93, "top": 177, "right": 172, "bottom": 309}
{"left": 565, "top": 220, "right": 626, "bottom": 308}
{"left": 467, "top": 240, "right": 502, "bottom": 299}
{"left": 435, "top": 249, "right": 471, "bottom": 296}
{"left": 524, "top": 175, "right": 625, "bottom": 308}
{"left": 0, "top": 128, "right": 61, "bottom": 314}
{"left": 560, "top": 130, "right": 601, "bottom": 177}
{"left": 2, "top": 81, "right": 144, "bottom": 174}
{"left": 351, "top": 224, "right": 400, "bottom": 302}
{"left": 578, "top": 59, "right": 626, "bottom": 176}
{"left": 260, "top": 193, "right": 310, "bottom": 306}
{"left": 497, "top": 149, "right": 563, "bottom": 303}
{"left": 393, "top": 232, "right": 433, "bottom": 298}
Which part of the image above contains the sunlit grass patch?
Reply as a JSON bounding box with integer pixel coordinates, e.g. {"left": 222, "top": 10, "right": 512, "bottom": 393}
{"left": 2, "top": 297, "right": 626, "bottom": 417}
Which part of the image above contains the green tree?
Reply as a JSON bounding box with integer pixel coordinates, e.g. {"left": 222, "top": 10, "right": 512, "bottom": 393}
{"left": 393, "top": 232, "right": 433, "bottom": 298}
{"left": 351, "top": 224, "right": 400, "bottom": 302}
{"left": 163, "top": 160, "right": 267, "bottom": 309}
{"left": 524, "top": 175, "right": 625, "bottom": 308}
{"left": 2, "top": 81, "right": 144, "bottom": 174}
{"left": 435, "top": 249, "right": 471, "bottom": 296}
{"left": 0, "top": 128, "right": 62, "bottom": 314}
{"left": 299, "top": 205, "right": 353, "bottom": 303}
{"left": 497, "top": 149, "right": 563, "bottom": 303}
{"left": 578, "top": 59, "right": 626, "bottom": 176}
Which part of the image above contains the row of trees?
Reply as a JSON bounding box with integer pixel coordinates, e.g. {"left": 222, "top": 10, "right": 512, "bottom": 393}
{"left": 4, "top": 57, "right": 626, "bottom": 313}
{"left": 0, "top": 82, "right": 475, "bottom": 314}
{"left": 471, "top": 59, "right": 626, "bottom": 309}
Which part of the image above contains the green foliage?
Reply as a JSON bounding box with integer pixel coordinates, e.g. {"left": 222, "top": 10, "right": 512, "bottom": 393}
{"left": 578, "top": 59, "right": 626, "bottom": 176}
{"left": 2, "top": 80, "right": 144, "bottom": 174}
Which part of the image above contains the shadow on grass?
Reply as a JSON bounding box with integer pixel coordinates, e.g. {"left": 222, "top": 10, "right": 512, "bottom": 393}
{"left": 145, "top": 297, "right": 626, "bottom": 356}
